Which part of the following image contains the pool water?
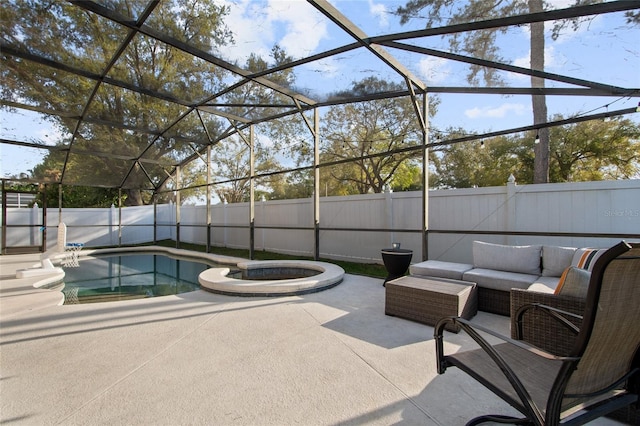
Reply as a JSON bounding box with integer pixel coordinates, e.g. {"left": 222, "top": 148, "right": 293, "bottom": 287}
{"left": 61, "top": 253, "right": 214, "bottom": 304}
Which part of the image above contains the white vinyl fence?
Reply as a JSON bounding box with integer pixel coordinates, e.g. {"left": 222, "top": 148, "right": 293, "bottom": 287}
{"left": 3, "top": 179, "right": 639, "bottom": 264}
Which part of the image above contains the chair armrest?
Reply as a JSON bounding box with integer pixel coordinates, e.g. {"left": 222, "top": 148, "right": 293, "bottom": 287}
{"left": 514, "top": 302, "right": 582, "bottom": 339}
{"left": 510, "top": 289, "right": 585, "bottom": 356}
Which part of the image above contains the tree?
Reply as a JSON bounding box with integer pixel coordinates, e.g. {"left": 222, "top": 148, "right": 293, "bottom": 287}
{"left": 211, "top": 136, "right": 252, "bottom": 204}
{"left": 431, "top": 129, "right": 520, "bottom": 188}
{"left": 27, "top": 154, "right": 123, "bottom": 207}
{"left": 268, "top": 169, "right": 315, "bottom": 200}
{"left": 2, "top": 0, "right": 233, "bottom": 205}
{"left": 188, "top": 46, "right": 300, "bottom": 203}
{"left": 37, "top": 185, "right": 122, "bottom": 208}
{"left": 208, "top": 134, "right": 283, "bottom": 204}
{"left": 320, "top": 77, "right": 431, "bottom": 195}
{"left": 548, "top": 117, "right": 640, "bottom": 182}
{"left": 395, "top": 0, "right": 602, "bottom": 184}
{"left": 431, "top": 118, "right": 640, "bottom": 188}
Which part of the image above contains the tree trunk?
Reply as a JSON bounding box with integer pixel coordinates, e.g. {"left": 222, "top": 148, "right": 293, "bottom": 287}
{"left": 530, "top": 0, "right": 549, "bottom": 184}
{"left": 124, "top": 188, "right": 144, "bottom": 206}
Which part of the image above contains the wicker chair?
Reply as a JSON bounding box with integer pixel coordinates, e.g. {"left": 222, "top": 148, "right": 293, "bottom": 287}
{"left": 434, "top": 241, "right": 640, "bottom": 425}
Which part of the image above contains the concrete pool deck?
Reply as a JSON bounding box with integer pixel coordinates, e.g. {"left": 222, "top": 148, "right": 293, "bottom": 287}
{"left": 0, "top": 253, "right": 628, "bottom": 425}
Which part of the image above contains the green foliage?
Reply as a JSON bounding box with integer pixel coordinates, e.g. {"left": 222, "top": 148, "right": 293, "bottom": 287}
{"left": 2, "top": 0, "right": 233, "bottom": 205}
{"left": 267, "top": 170, "right": 315, "bottom": 200}
{"left": 432, "top": 131, "right": 520, "bottom": 188}
{"left": 190, "top": 45, "right": 301, "bottom": 203}
{"left": 390, "top": 161, "right": 424, "bottom": 192}
{"left": 35, "top": 185, "right": 121, "bottom": 208}
{"left": 394, "top": 0, "right": 611, "bottom": 184}
{"left": 431, "top": 118, "right": 640, "bottom": 188}
{"left": 207, "top": 132, "right": 284, "bottom": 204}
{"left": 548, "top": 117, "right": 640, "bottom": 181}
{"left": 320, "top": 77, "right": 431, "bottom": 195}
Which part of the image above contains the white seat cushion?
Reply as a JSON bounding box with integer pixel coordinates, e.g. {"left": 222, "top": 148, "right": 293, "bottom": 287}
{"left": 409, "top": 260, "right": 474, "bottom": 280}
{"left": 463, "top": 268, "right": 539, "bottom": 292}
{"left": 528, "top": 276, "right": 561, "bottom": 293}
{"left": 526, "top": 283, "right": 556, "bottom": 294}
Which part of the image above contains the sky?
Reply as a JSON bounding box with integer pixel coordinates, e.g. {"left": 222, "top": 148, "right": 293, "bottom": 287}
{"left": 1, "top": 0, "right": 639, "bottom": 180}
{"left": 212, "top": 0, "right": 639, "bottom": 130}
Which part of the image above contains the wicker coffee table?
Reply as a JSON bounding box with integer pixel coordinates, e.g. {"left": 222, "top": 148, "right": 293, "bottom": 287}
{"left": 385, "top": 276, "right": 477, "bottom": 333}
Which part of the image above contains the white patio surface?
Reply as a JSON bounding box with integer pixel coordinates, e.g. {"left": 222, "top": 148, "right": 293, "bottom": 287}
{"left": 0, "top": 254, "right": 626, "bottom": 425}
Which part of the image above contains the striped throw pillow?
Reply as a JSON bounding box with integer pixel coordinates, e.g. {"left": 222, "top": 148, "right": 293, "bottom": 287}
{"left": 553, "top": 248, "right": 606, "bottom": 296}
{"left": 554, "top": 266, "right": 591, "bottom": 298}
{"left": 571, "top": 248, "right": 607, "bottom": 271}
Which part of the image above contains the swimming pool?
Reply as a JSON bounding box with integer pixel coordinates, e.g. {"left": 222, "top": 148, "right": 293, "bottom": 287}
{"left": 61, "top": 253, "right": 216, "bottom": 304}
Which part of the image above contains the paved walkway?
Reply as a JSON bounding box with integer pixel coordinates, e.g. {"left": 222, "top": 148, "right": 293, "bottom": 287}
{"left": 0, "top": 254, "right": 626, "bottom": 425}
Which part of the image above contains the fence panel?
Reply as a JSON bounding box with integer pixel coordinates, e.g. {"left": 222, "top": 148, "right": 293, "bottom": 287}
{"left": 3, "top": 180, "right": 639, "bottom": 264}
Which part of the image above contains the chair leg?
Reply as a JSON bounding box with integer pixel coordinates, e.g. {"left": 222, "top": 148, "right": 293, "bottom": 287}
{"left": 466, "top": 414, "right": 533, "bottom": 425}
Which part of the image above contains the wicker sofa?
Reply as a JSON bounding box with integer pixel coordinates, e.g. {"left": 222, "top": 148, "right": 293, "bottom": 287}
{"left": 409, "top": 241, "right": 603, "bottom": 316}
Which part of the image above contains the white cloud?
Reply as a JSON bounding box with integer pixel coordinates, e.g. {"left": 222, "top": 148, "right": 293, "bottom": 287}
{"left": 368, "top": 0, "right": 389, "bottom": 28}
{"left": 510, "top": 45, "right": 562, "bottom": 81}
{"left": 216, "top": 0, "right": 329, "bottom": 64}
{"left": 416, "top": 57, "right": 451, "bottom": 84}
{"left": 465, "top": 103, "right": 528, "bottom": 119}
{"left": 266, "top": 0, "right": 329, "bottom": 58}
{"left": 216, "top": 0, "right": 270, "bottom": 63}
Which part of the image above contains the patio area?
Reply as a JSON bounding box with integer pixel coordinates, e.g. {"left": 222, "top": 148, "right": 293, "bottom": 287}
{"left": 0, "top": 253, "right": 628, "bottom": 425}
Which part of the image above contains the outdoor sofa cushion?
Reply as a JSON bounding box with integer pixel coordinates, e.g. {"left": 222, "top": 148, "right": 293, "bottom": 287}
{"left": 528, "top": 276, "right": 562, "bottom": 293}
{"left": 522, "top": 247, "right": 607, "bottom": 294}
{"left": 462, "top": 268, "right": 539, "bottom": 292}
{"left": 541, "top": 245, "right": 577, "bottom": 277}
{"left": 409, "top": 260, "right": 474, "bottom": 280}
{"left": 472, "top": 241, "right": 542, "bottom": 275}
{"left": 526, "top": 282, "right": 556, "bottom": 294}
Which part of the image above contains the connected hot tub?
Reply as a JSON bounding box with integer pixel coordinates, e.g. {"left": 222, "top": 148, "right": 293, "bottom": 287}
{"left": 199, "top": 260, "right": 345, "bottom": 296}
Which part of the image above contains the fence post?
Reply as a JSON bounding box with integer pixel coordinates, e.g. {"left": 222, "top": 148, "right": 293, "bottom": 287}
{"left": 384, "top": 185, "right": 394, "bottom": 247}
{"left": 109, "top": 204, "right": 116, "bottom": 246}
{"left": 223, "top": 199, "right": 228, "bottom": 247}
{"left": 153, "top": 200, "right": 157, "bottom": 244}
{"left": 31, "top": 203, "right": 38, "bottom": 247}
{"left": 260, "top": 196, "right": 266, "bottom": 251}
{"left": 175, "top": 166, "right": 181, "bottom": 249}
{"left": 118, "top": 189, "right": 123, "bottom": 247}
{"left": 169, "top": 200, "right": 175, "bottom": 241}
{"left": 506, "top": 174, "right": 517, "bottom": 245}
